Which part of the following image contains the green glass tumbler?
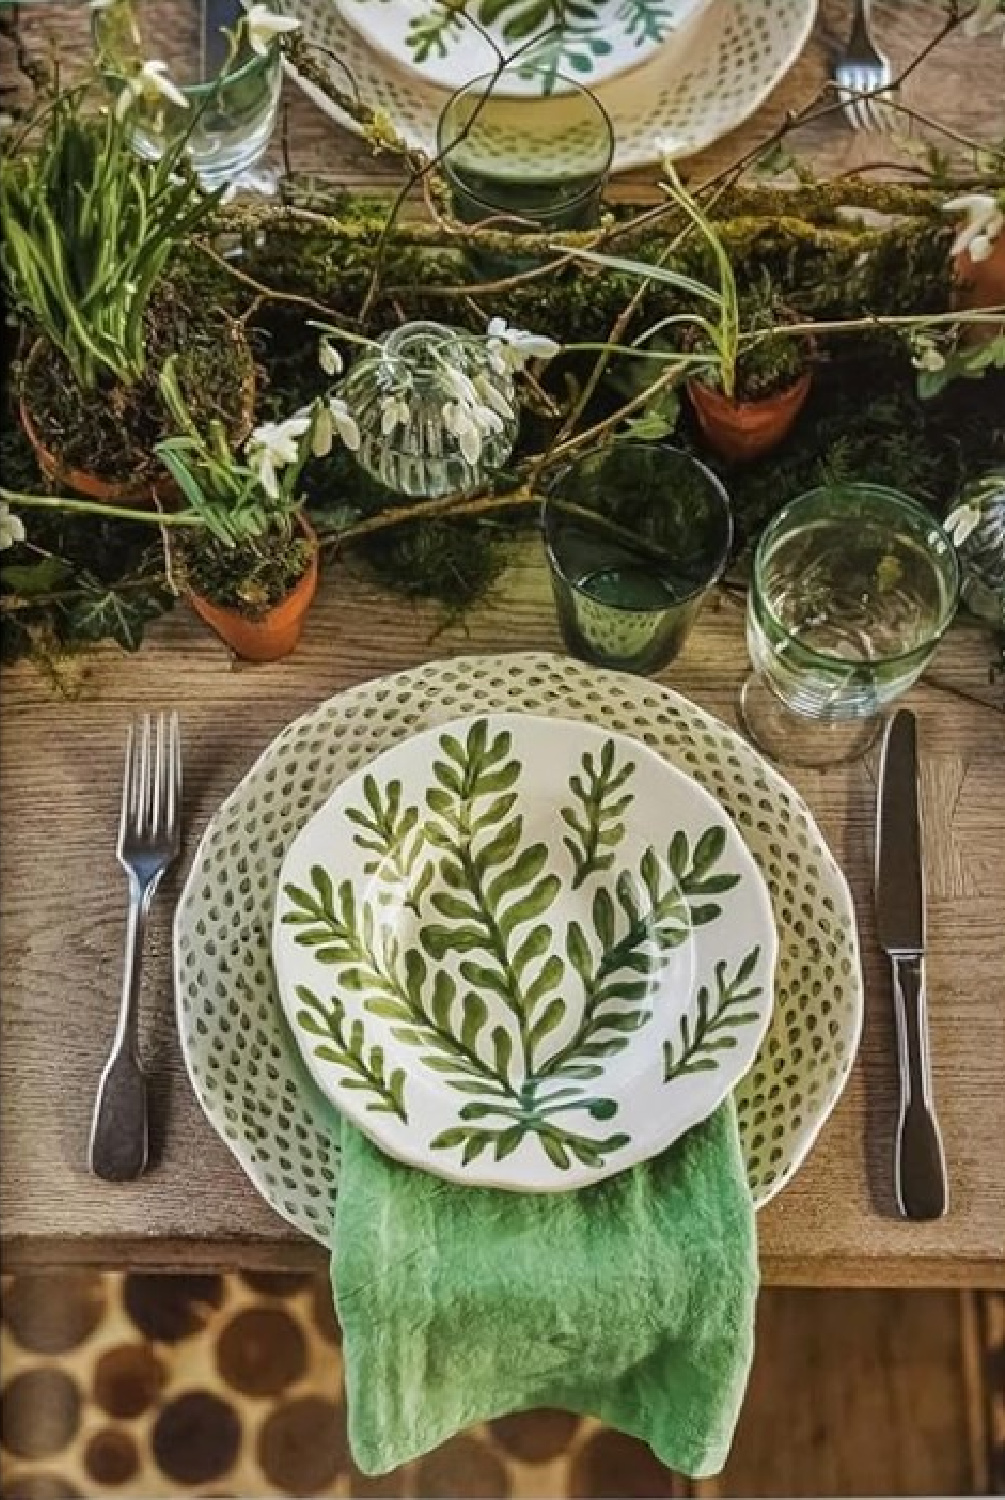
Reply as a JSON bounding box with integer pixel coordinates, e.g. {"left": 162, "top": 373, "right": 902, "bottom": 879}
{"left": 543, "top": 444, "right": 733, "bottom": 675}
{"left": 739, "top": 483, "right": 961, "bottom": 766}
{"left": 436, "top": 66, "right": 613, "bottom": 272}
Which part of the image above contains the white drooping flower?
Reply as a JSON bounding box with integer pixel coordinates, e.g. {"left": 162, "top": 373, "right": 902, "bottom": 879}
{"left": 115, "top": 59, "right": 189, "bottom": 121}
{"left": 944, "top": 500, "right": 984, "bottom": 547}
{"left": 473, "top": 373, "right": 515, "bottom": 422}
{"left": 485, "top": 317, "right": 561, "bottom": 372}
{"left": 318, "top": 337, "right": 343, "bottom": 377}
{"left": 910, "top": 333, "right": 946, "bottom": 373}
{"left": 242, "top": 3, "right": 301, "bottom": 56}
{"left": 0, "top": 503, "right": 25, "bottom": 551}
{"left": 442, "top": 401, "right": 484, "bottom": 465}
{"left": 245, "top": 414, "right": 312, "bottom": 497}
{"left": 380, "top": 393, "right": 412, "bottom": 437}
{"left": 942, "top": 192, "right": 1005, "bottom": 263}
{"left": 311, "top": 397, "right": 360, "bottom": 456}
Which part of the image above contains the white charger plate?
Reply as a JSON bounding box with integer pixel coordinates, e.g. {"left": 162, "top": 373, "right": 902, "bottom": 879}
{"left": 174, "top": 654, "right": 862, "bottom": 1243}
{"left": 272, "top": 714, "right": 776, "bottom": 1192}
{"left": 281, "top": 0, "right": 818, "bottom": 170}
{"left": 335, "top": 0, "right": 716, "bottom": 99}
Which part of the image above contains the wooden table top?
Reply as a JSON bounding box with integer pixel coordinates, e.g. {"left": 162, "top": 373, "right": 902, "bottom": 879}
{"left": 2, "top": 2, "right": 1003, "bottom": 1286}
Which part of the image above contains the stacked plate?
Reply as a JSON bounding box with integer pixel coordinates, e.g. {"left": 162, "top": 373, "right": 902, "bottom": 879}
{"left": 175, "top": 655, "right": 863, "bottom": 1239}
{"left": 279, "top": 0, "right": 819, "bottom": 168}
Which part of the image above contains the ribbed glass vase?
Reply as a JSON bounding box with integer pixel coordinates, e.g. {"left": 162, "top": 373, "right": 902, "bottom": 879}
{"left": 339, "top": 321, "right": 519, "bottom": 498}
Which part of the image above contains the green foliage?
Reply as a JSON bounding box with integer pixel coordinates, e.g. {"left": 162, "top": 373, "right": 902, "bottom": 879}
{"left": 1, "top": 88, "right": 221, "bottom": 391}
{"left": 663, "top": 948, "right": 765, "bottom": 1081}
{"left": 562, "top": 740, "right": 637, "bottom": 888}
{"left": 296, "top": 983, "right": 407, "bottom": 1120}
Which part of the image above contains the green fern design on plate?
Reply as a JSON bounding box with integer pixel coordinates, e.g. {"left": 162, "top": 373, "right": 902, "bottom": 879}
{"left": 561, "top": 739, "right": 636, "bottom": 889}
{"left": 343, "top": 774, "right": 430, "bottom": 912}
{"left": 528, "top": 827, "right": 740, "bottom": 1090}
{"left": 617, "top": 0, "right": 679, "bottom": 45}
{"left": 282, "top": 866, "right": 516, "bottom": 1108}
{"left": 294, "top": 983, "right": 407, "bottom": 1121}
{"left": 663, "top": 947, "right": 765, "bottom": 1082}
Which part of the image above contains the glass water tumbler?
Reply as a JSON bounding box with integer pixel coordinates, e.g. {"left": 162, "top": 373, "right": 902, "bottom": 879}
{"left": 543, "top": 444, "right": 733, "bottom": 674}
{"left": 437, "top": 67, "right": 614, "bottom": 234}
{"left": 740, "top": 483, "right": 961, "bottom": 766}
{"left": 94, "top": 0, "right": 283, "bottom": 190}
{"left": 339, "top": 321, "right": 519, "bottom": 499}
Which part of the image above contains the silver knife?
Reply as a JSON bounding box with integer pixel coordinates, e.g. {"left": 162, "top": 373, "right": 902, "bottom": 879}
{"left": 875, "top": 709, "right": 948, "bottom": 1221}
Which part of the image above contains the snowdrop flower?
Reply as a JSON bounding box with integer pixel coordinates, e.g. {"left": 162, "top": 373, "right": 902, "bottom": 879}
{"left": 944, "top": 500, "right": 983, "bottom": 547}
{"left": 381, "top": 393, "right": 412, "bottom": 437}
{"left": 943, "top": 193, "right": 1004, "bottom": 263}
{"left": 312, "top": 397, "right": 360, "bottom": 456}
{"left": 0, "top": 503, "right": 25, "bottom": 551}
{"left": 318, "top": 337, "right": 343, "bottom": 377}
{"left": 245, "top": 414, "right": 311, "bottom": 497}
{"left": 485, "top": 318, "right": 561, "bottom": 371}
{"left": 115, "top": 59, "right": 189, "bottom": 121}
{"left": 910, "top": 334, "right": 946, "bottom": 373}
{"left": 243, "top": 4, "right": 300, "bottom": 56}
{"left": 473, "top": 374, "right": 515, "bottom": 422}
{"left": 442, "top": 402, "right": 484, "bottom": 465}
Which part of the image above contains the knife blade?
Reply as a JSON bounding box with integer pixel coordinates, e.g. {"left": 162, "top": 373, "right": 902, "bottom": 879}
{"left": 875, "top": 709, "right": 948, "bottom": 1221}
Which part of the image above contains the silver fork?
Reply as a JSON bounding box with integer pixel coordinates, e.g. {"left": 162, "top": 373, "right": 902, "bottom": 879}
{"left": 89, "top": 713, "right": 182, "bottom": 1182}
{"left": 834, "top": 0, "right": 894, "bottom": 132}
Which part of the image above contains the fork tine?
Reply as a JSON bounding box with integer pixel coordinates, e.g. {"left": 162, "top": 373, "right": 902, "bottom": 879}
{"left": 168, "top": 711, "right": 182, "bottom": 840}
{"left": 138, "top": 713, "right": 152, "bottom": 836}
{"left": 119, "top": 721, "right": 136, "bottom": 845}
{"left": 152, "top": 712, "right": 165, "bottom": 837}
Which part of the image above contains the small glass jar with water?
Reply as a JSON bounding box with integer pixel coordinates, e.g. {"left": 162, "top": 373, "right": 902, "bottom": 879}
{"left": 94, "top": 0, "right": 283, "bottom": 190}
{"left": 740, "top": 483, "right": 960, "bottom": 766}
{"left": 339, "top": 321, "right": 520, "bottom": 499}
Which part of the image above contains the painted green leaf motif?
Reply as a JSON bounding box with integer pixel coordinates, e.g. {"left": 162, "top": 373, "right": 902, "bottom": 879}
{"left": 561, "top": 740, "right": 637, "bottom": 889}
{"left": 296, "top": 985, "right": 408, "bottom": 1121}
{"left": 663, "top": 947, "right": 765, "bottom": 1082}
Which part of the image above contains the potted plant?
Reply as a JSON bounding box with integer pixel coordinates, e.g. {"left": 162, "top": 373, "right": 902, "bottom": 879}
{"left": 154, "top": 359, "right": 359, "bottom": 661}
{"left": 2, "top": 85, "right": 254, "bottom": 502}
{"left": 685, "top": 281, "right": 814, "bottom": 464}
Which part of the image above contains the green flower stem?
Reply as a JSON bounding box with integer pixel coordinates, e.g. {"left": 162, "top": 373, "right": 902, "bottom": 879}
{"left": 0, "top": 488, "right": 204, "bottom": 528}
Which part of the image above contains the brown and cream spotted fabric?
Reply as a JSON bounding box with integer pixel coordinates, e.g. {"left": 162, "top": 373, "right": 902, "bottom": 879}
{"left": 0, "top": 1273, "right": 682, "bottom": 1498}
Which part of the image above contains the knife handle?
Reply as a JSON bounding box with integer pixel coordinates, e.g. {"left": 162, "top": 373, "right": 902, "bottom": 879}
{"left": 890, "top": 953, "right": 948, "bottom": 1221}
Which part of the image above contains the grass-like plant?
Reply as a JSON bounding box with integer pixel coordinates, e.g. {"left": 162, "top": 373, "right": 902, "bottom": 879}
{"left": 1, "top": 88, "right": 221, "bottom": 392}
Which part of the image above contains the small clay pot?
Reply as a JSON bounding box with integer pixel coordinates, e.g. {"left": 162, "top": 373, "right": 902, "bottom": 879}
{"left": 19, "top": 324, "right": 257, "bottom": 506}
{"left": 187, "top": 520, "right": 319, "bottom": 663}
{"left": 953, "top": 236, "right": 1005, "bottom": 344}
{"left": 19, "top": 388, "right": 153, "bottom": 504}
{"left": 688, "top": 367, "right": 813, "bottom": 464}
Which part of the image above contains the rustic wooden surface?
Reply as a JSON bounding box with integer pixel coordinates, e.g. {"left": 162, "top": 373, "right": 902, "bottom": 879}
{"left": 6, "top": 0, "right": 1004, "bottom": 187}
{"left": 1, "top": 550, "right": 1003, "bottom": 1281}
{"left": 2, "top": 1, "right": 1004, "bottom": 1282}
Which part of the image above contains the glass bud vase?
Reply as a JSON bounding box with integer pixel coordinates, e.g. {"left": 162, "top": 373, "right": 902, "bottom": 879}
{"left": 339, "top": 321, "right": 519, "bottom": 499}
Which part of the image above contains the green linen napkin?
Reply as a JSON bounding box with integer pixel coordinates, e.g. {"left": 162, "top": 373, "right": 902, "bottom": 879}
{"left": 331, "top": 1100, "right": 758, "bottom": 1478}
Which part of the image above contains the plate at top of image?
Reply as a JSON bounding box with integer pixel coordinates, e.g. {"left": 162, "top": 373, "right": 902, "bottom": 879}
{"left": 334, "top": 0, "right": 718, "bottom": 98}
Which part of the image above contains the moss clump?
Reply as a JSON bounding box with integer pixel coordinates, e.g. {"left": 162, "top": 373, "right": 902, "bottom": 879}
{"left": 177, "top": 531, "right": 315, "bottom": 617}
{"left": 18, "top": 282, "right": 255, "bottom": 484}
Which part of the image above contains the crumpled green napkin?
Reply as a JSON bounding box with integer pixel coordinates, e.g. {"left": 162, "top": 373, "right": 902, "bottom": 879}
{"left": 331, "top": 1100, "right": 758, "bottom": 1478}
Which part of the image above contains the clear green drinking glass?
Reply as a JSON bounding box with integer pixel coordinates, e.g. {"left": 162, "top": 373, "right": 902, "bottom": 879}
{"left": 437, "top": 66, "right": 613, "bottom": 244}
{"left": 543, "top": 444, "right": 733, "bottom": 675}
{"left": 740, "top": 483, "right": 961, "bottom": 767}
{"left": 93, "top": 0, "right": 283, "bottom": 190}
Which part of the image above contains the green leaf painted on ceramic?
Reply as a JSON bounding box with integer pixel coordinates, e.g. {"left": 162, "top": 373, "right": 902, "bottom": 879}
{"left": 295, "top": 984, "right": 408, "bottom": 1121}
{"left": 663, "top": 947, "right": 765, "bottom": 1082}
{"left": 562, "top": 739, "right": 637, "bottom": 888}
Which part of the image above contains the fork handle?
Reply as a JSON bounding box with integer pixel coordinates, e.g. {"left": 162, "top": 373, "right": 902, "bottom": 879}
{"left": 89, "top": 883, "right": 157, "bottom": 1181}
{"left": 847, "top": 0, "right": 874, "bottom": 48}
{"left": 891, "top": 953, "right": 948, "bottom": 1221}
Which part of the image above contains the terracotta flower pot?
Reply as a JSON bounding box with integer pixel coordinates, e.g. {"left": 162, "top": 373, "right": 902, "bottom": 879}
{"left": 688, "top": 368, "right": 813, "bottom": 464}
{"left": 19, "top": 389, "right": 153, "bottom": 504}
{"left": 953, "top": 236, "right": 1005, "bottom": 345}
{"left": 187, "top": 521, "right": 319, "bottom": 663}
{"left": 19, "top": 324, "right": 257, "bottom": 506}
